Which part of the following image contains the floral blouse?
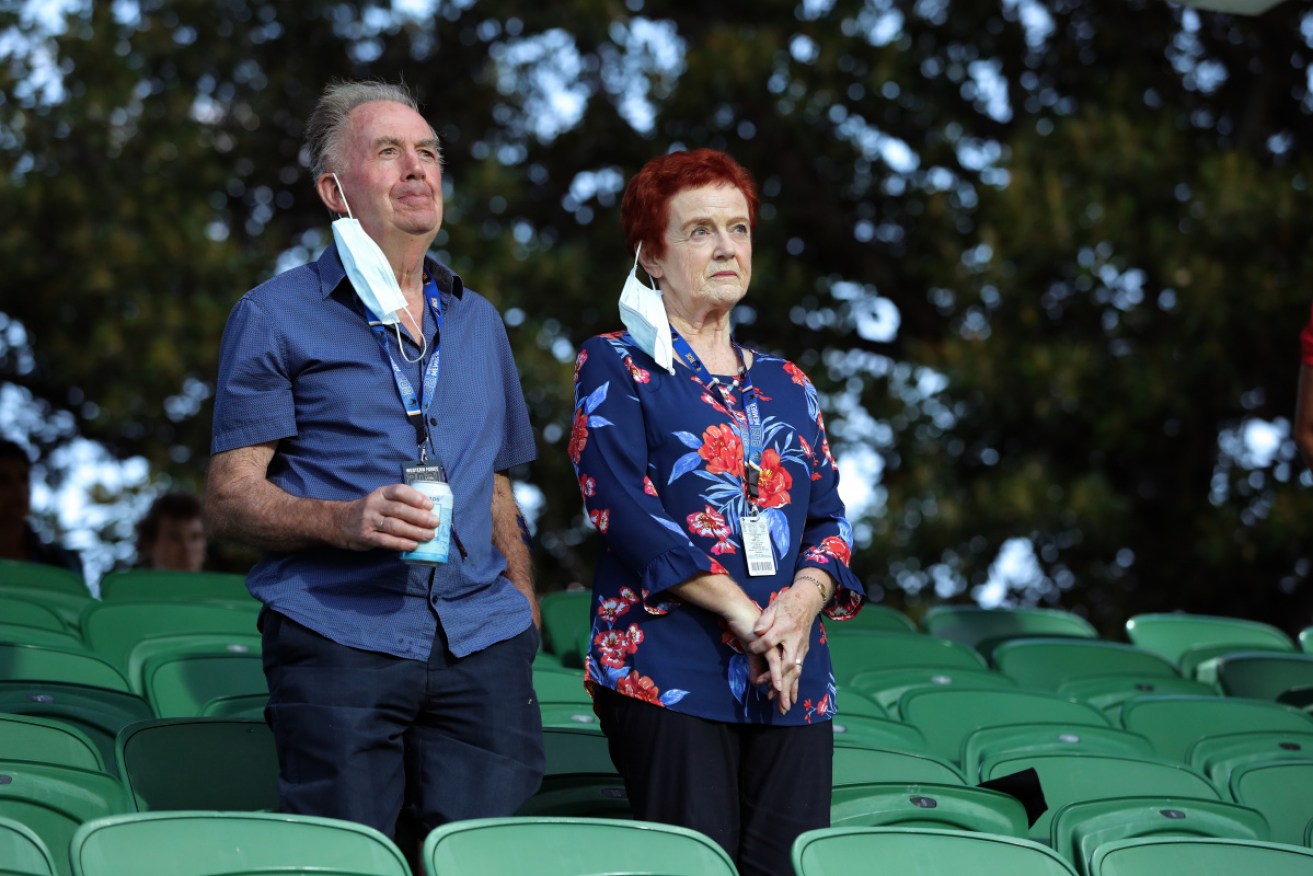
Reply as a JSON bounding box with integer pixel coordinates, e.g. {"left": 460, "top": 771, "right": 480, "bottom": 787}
{"left": 569, "top": 331, "right": 864, "bottom": 726}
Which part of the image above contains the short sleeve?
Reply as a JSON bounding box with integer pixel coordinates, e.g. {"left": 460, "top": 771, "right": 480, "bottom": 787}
{"left": 211, "top": 297, "right": 298, "bottom": 454}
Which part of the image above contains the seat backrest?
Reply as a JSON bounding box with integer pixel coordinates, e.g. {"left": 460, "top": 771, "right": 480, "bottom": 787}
{"left": 423, "top": 816, "right": 739, "bottom": 876}
{"left": 198, "top": 693, "right": 269, "bottom": 720}
{"left": 1214, "top": 651, "right": 1313, "bottom": 700}
{"left": 900, "top": 688, "right": 1110, "bottom": 763}
{"left": 1050, "top": 796, "right": 1269, "bottom": 876}
{"left": 0, "top": 624, "right": 87, "bottom": 652}
{"left": 1119, "top": 694, "right": 1313, "bottom": 762}
{"left": 1055, "top": 676, "right": 1217, "bottom": 720}
{"left": 961, "top": 723, "right": 1155, "bottom": 784}
{"left": 515, "top": 772, "right": 633, "bottom": 819}
{"left": 123, "top": 633, "right": 262, "bottom": 697}
{"left": 537, "top": 700, "right": 605, "bottom": 731}
{"left": 847, "top": 666, "right": 1016, "bottom": 717}
{"left": 836, "top": 605, "right": 918, "bottom": 634}
{"left": 830, "top": 783, "right": 1029, "bottom": 836}
{"left": 792, "top": 826, "right": 1079, "bottom": 876}
{"left": 0, "top": 713, "right": 104, "bottom": 773}
{"left": 827, "top": 630, "right": 986, "bottom": 687}
{"left": 1228, "top": 759, "right": 1313, "bottom": 845}
{"left": 832, "top": 746, "right": 964, "bottom": 786}
{"left": 0, "top": 589, "right": 92, "bottom": 637}
{"left": 97, "top": 570, "right": 250, "bottom": 602}
{"left": 79, "top": 601, "right": 259, "bottom": 678}
{"left": 0, "top": 682, "right": 152, "bottom": 776}
{"left": 538, "top": 591, "right": 592, "bottom": 668}
{"left": 0, "top": 597, "right": 69, "bottom": 633}
{"left": 541, "top": 726, "right": 618, "bottom": 776}
{"left": 1186, "top": 729, "right": 1313, "bottom": 790}
{"left": 140, "top": 651, "right": 267, "bottom": 719}
{"left": 979, "top": 752, "right": 1220, "bottom": 841}
{"left": 924, "top": 607, "right": 1097, "bottom": 658}
{"left": 531, "top": 666, "right": 590, "bottom": 704}
{"left": 0, "top": 761, "right": 128, "bottom": 876}
{"left": 831, "top": 713, "right": 928, "bottom": 753}
{"left": 992, "top": 639, "right": 1178, "bottom": 690}
{"left": 0, "top": 814, "right": 57, "bottom": 876}
{"left": 0, "top": 562, "right": 88, "bottom": 596}
{"left": 1125, "top": 614, "right": 1293, "bottom": 666}
{"left": 68, "top": 811, "right": 411, "bottom": 876}
{"left": 1089, "top": 836, "right": 1313, "bottom": 876}
{"left": 116, "top": 718, "right": 279, "bottom": 812}
{"left": 0, "top": 645, "right": 128, "bottom": 693}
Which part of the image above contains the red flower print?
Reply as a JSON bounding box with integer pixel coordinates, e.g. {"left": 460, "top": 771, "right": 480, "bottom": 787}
{"left": 800, "top": 435, "right": 815, "bottom": 462}
{"left": 589, "top": 509, "right": 610, "bottom": 533}
{"left": 784, "top": 361, "right": 808, "bottom": 386}
{"left": 594, "top": 623, "right": 644, "bottom": 668}
{"left": 574, "top": 348, "right": 589, "bottom": 375}
{"left": 698, "top": 424, "right": 745, "bottom": 478}
{"left": 820, "top": 535, "right": 852, "bottom": 565}
{"left": 568, "top": 408, "right": 589, "bottom": 464}
{"left": 643, "top": 476, "right": 658, "bottom": 497}
{"left": 617, "top": 670, "right": 663, "bottom": 706}
{"left": 710, "top": 540, "right": 737, "bottom": 555}
{"left": 598, "top": 596, "right": 631, "bottom": 624}
{"left": 619, "top": 586, "right": 639, "bottom": 604}
{"left": 699, "top": 391, "right": 730, "bottom": 416}
{"left": 687, "top": 504, "right": 730, "bottom": 540}
{"left": 755, "top": 448, "right": 793, "bottom": 509}
{"left": 578, "top": 474, "right": 596, "bottom": 498}
{"left": 623, "top": 356, "right": 651, "bottom": 384}
{"left": 710, "top": 560, "right": 728, "bottom": 576}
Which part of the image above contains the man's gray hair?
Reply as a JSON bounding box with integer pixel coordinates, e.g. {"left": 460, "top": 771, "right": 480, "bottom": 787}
{"left": 304, "top": 80, "right": 434, "bottom": 181}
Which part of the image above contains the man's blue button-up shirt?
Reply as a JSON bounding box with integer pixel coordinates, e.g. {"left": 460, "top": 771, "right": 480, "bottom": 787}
{"left": 211, "top": 243, "right": 536, "bottom": 659}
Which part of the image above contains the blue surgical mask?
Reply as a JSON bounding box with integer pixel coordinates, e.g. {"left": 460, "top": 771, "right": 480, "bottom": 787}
{"left": 618, "top": 243, "right": 674, "bottom": 374}
{"left": 330, "top": 174, "right": 426, "bottom": 361}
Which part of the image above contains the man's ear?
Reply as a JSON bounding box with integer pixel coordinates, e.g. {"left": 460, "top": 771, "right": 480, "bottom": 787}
{"left": 316, "top": 174, "right": 346, "bottom": 214}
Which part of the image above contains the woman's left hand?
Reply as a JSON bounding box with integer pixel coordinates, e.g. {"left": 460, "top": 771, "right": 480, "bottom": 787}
{"left": 749, "top": 579, "right": 828, "bottom": 714}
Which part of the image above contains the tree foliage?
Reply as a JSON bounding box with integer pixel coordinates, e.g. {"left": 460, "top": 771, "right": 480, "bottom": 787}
{"left": 1, "top": 0, "right": 1310, "bottom": 632}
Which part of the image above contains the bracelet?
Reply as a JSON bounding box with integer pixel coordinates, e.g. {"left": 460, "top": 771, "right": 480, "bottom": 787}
{"left": 795, "top": 573, "right": 832, "bottom": 605}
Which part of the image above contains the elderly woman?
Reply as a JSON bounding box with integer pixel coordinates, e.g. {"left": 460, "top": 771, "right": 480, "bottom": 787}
{"left": 568, "top": 148, "right": 864, "bottom": 876}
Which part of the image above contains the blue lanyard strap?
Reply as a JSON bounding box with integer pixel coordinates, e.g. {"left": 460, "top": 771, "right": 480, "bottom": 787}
{"left": 670, "top": 330, "right": 764, "bottom": 506}
{"left": 366, "top": 274, "right": 444, "bottom": 453}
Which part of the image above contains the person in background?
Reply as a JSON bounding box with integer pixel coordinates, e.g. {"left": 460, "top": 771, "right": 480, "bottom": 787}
{"left": 205, "top": 79, "right": 542, "bottom": 847}
{"left": 568, "top": 148, "right": 864, "bottom": 876}
{"left": 135, "top": 491, "right": 207, "bottom": 571}
{"left": 0, "top": 438, "right": 82, "bottom": 576}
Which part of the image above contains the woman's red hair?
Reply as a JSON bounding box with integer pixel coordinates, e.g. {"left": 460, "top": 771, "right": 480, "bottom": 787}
{"left": 620, "top": 148, "right": 759, "bottom": 261}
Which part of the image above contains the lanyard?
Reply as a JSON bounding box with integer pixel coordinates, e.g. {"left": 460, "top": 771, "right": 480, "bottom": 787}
{"left": 365, "top": 274, "right": 444, "bottom": 456}
{"left": 670, "top": 330, "right": 765, "bottom": 507}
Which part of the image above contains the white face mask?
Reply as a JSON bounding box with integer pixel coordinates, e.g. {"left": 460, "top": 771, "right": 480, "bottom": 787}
{"left": 330, "top": 174, "right": 425, "bottom": 361}
{"left": 618, "top": 243, "right": 675, "bottom": 374}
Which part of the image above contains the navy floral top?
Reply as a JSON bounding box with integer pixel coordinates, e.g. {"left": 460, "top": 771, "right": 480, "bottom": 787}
{"left": 570, "top": 331, "right": 864, "bottom": 726}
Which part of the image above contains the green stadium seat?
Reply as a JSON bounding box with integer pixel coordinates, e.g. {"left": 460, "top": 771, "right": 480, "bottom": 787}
{"left": 116, "top": 718, "right": 278, "bottom": 812}
{"left": 1299, "top": 626, "right": 1313, "bottom": 654}
{"left": 537, "top": 701, "right": 604, "bottom": 731}
{"left": 792, "top": 826, "right": 1079, "bottom": 876}
{"left": 139, "top": 651, "right": 267, "bottom": 719}
{"left": 0, "top": 589, "right": 93, "bottom": 636}
{"left": 827, "top": 629, "right": 987, "bottom": 687}
{"left": 1185, "top": 729, "right": 1313, "bottom": 791}
{"left": 0, "top": 561, "right": 89, "bottom": 596}
{"left": 899, "top": 687, "right": 1110, "bottom": 764}
{"left": 1050, "top": 796, "right": 1269, "bottom": 876}
{"left": 0, "top": 761, "right": 128, "bottom": 876}
{"left": 1089, "top": 836, "right": 1313, "bottom": 876}
{"left": 1227, "top": 759, "right": 1313, "bottom": 845}
{"left": 831, "top": 714, "right": 928, "bottom": 753}
{"left": 123, "top": 633, "right": 262, "bottom": 697}
{"left": 68, "top": 811, "right": 410, "bottom": 876}
{"left": 542, "top": 725, "right": 615, "bottom": 776}
{"left": 531, "top": 666, "right": 589, "bottom": 704}
{"left": 0, "top": 682, "right": 152, "bottom": 776}
{"left": 538, "top": 591, "right": 591, "bottom": 669}
{"left": 423, "top": 816, "right": 739, "bottom": 876}
{"left": 78, "top": 601, "right": 259, "bottom": 680}
{"left": 0, "top": 814, "right": 58, "bottom": 876}
{"left": 197, "top": 693, "right": 267, "bottom": 720}
{"left": 1056, "top": 675, "right": 1218, "bottom": 720}
{"left": 847, "top": 665, "right": 1017, "bottom": 717}
{"left": 961, "top": 723, "right": 1155, "bottom": 784}
{"left": 515, "top": 772, "right": 632, "bottom": 819}
{"left": 991, "top": 639, "right": 1178, "bottom": 691}
{"left": 0, "top": 624, "right": 87, "bottom": 652}
{"left": 1213, "top": 651, "right": 1313, "bottom": 701}
{"left": 0, "top": 644, "right": 129, "bottom": 693}
{"left": 836, "top": 604, "right": 919, "bottom": 634}
{"left": 924, "top": 606, "right": 1097, "bottom": 659}
{"left": 1118, "top": 694, "right": 1313, "bottom": 762}
{"left": 832, "top": 746, "right": 964, "bottom": 787}
{"left": 829, "top": 783, "right": 1029, "bottom": 835}
{"left": 1125, "top": 613, "right": 1294, "bottom": 676}
{"left": 0, "top": 713, "right": 104, "bottom": 773}
{"left": 0, "top": 596, "right": 70, "bottom": 633}
{"left": 96, "top": 570, "right": 251, "bottom": 602}
{"left": 978, "top": 752, "right": 1220, "bottom": 841}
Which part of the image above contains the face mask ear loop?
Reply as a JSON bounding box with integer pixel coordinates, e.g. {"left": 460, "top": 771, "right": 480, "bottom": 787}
{"left": 634, "top": 241, "right": 658, "bottom": 292}
{"left": 396, "top": 307, "right": 428, "bottom": 364}
{"left": 331, "top": 173, "right": 354, "bottom": 219}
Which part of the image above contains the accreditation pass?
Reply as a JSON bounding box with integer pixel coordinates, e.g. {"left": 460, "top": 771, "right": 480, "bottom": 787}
{"left": 741, "top": 514, "right": 777, "bottom": 577}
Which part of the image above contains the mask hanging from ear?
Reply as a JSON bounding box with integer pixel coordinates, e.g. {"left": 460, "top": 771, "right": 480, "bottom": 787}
{"left": 618, "top": 243, "right": 675, "bottom": 374}
{"left": 330, "top": 173, "right": 410, "bottom": 327}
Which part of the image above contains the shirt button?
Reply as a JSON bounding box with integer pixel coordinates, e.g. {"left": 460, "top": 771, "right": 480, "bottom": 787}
{"left": 429, "top": 417, "right": 438, "bottom": 426}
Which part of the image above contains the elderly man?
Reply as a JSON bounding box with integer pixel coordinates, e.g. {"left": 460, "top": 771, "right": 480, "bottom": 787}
{"left": 206, "top": 80, "right": 543, "bottom": 840}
